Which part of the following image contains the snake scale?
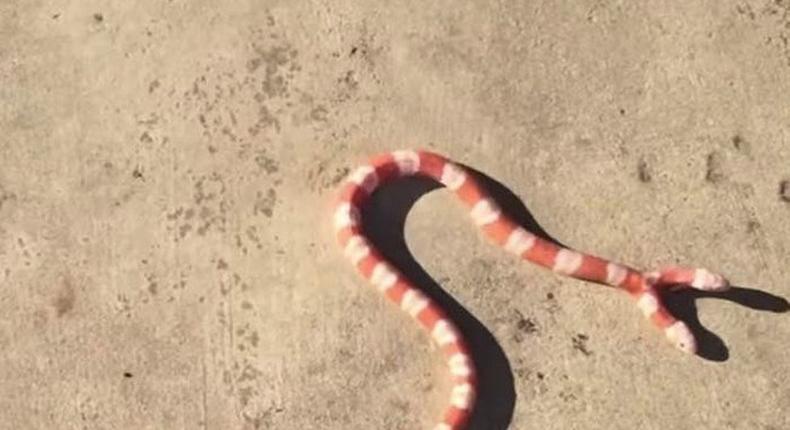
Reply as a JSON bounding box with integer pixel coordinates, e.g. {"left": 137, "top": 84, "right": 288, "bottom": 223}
{"left": 332, "top": 150, "right": 729, "bottom": 430}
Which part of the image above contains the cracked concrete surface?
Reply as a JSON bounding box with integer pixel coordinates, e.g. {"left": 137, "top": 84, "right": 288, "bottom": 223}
{"left": 1, "top": 1, "right": 789, "bottom": 429}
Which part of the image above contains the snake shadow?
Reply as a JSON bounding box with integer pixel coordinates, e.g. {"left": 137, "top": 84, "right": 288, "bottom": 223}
{"left": 361, "top": 166, "right": 789, "bottom": 429}
{"left": 661, "top": 286, "right": 789, "bottom": 361}
{"left": 362, "top": 167, "right": 566, "bottom": 429}
{"left": 469, "top": 166, "right": 788, "bottom": 363}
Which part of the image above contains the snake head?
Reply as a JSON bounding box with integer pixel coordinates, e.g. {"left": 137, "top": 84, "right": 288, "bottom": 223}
{"left": 646, "top": 267, "right": 730, "bottom": 292}
{"left": 688, "top": 268, "right": 729, "bottom": 292}
{"left": 664, "top": 321, "right": 697, "bottom": 354}
{"left": 635, "top": 286, "right": 699, "bottom": 354}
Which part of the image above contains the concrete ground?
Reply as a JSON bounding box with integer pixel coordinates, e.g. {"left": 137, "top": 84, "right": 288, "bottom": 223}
{"left": 1, "top": 1, "right": 789, "bottom": 429}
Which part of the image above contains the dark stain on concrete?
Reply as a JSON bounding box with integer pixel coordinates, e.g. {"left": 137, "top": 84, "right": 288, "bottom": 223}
{"left": 705, "top": 152, "right": 725, "bottom": 183}
{"left": 0, "top": 185, "right": 17, "bottom": 211}
{"left": 637, "top": 159, "right": 652, "bottom": 183}
{"left": 255, "top": 152, "right": 279, "bottom": 174}
{"left": 780, "top": 179, "right": 790, "bottom": 202}
{"left": 53, "top": 275, "right": 76, "bottom": 317}
{"left": 571, "top": 333, "right": 592, "bottom": 356}
{"left": 254, "top": 188, "right": 277, "bottom": 218}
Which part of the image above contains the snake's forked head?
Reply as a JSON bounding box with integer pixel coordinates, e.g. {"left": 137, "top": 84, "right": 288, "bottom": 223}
{"left": 637, "top": 267, "right": 730, "bottom": 355}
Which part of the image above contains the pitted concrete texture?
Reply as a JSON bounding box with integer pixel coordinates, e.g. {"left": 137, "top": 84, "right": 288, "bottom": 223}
{"left": 1, "top": 1, "right": 789, "bottom": 429}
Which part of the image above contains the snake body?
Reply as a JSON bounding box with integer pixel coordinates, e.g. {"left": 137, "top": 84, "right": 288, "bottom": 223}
{"left": 332, "top": 150, "right": 729, "bottom": 430}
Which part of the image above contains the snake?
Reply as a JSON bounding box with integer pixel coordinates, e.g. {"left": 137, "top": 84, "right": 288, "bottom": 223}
{"left": 332, "top": 149, "right": 729, "bottom": 430}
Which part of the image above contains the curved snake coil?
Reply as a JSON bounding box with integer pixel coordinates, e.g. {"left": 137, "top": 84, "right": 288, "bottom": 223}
{"left": 332, "top": 150, "right": 729, "bottom": 430}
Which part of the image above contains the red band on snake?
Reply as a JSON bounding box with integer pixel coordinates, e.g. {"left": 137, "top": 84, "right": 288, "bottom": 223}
{"left": 332, "top": 150, "right": 729, "bottom": 430}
